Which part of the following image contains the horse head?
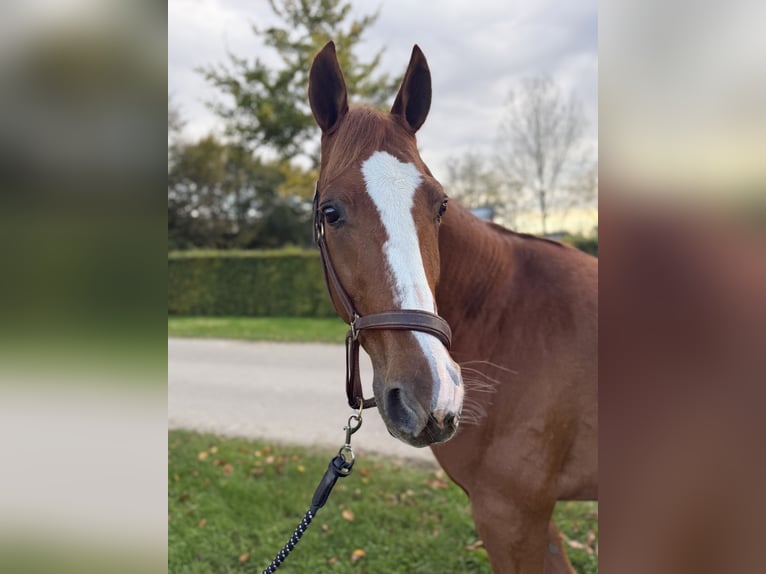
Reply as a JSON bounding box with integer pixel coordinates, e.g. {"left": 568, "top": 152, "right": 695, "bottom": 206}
{"left": 309, "top": 42, "right": 463, "bottom": 447}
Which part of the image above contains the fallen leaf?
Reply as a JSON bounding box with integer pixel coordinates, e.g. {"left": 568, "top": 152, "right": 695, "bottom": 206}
{"left": 197, "top": 518, "right": 207, "bottom": 528}
{"left": 223, "top": 463, "right": 234, "bottom": 476}
{"left": 209, "top": 446, "right": 218, "bottom": 454}
{"left": 326, "top": 557, "right": 338, "bottom": 565}
{"left": 560, "top": 533, "right": 594, "bottom": 555}
{"left": 359, "top": 467, "right": 371, "bottom": 477}
{"left": 465, "top": 540, "right": 484, "bottom": 551}
{"left": 252, "top": 468, "right": 264, "bottom": 477}
{"left": 197, "top": 451, "right": 208, "bottom": 461}
{"left": 297, "top": 465, "right": 305, "bottom": 473}
{"left": 350, "top": 549, "right": 365, "bottom": 562}
{"left": 238, "top": 553, "right": 249, "bottom": 563}
{"left": 173, "top": 474, "right": 180, "bottom": 481}
{"left": 427, "top": 479, "right": 449, "bottom": 490}
{"left": 341, "top": 509, "right": 355, "bottom": 522}
{"left": 265, "top": 455, "right": 275, "bottom": 465}
{"left": 321, "top": 523, "right": 329, "bottom": 532}
{"left": 254, "top": 450, "right": 262, "bottom": 457}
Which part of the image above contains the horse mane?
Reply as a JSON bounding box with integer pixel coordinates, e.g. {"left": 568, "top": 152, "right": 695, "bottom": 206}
{"left": 485, "top": 220, "right": 568, "bottom": 249}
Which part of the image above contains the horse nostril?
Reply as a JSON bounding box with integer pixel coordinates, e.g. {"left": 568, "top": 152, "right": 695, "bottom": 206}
{"left": 431, "top": 410, "right": 457, "bottom": 430}
{"left": 386, "top": 387, "right": 410, "bottom": 429}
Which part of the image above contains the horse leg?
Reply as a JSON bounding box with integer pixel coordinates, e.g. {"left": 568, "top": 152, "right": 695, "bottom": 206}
{"left": 544, "top": 521, "right": 575, "bottom": 574}
{"left": 470, "top": 490, "right": 556, "bottom": 573}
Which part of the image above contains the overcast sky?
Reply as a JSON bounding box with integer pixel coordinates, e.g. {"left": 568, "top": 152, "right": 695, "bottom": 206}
{"left": 169, "top": 0, "right": 597, "bottom": 180}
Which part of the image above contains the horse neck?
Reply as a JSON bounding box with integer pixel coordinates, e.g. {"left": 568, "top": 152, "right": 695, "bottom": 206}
{"left": 436, "top": 203, "right": 517, "bottom": 332}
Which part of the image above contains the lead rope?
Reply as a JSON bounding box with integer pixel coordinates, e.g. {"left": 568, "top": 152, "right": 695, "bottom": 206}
{"left": 261, "top": 410, "right": 363, "bottom": 574}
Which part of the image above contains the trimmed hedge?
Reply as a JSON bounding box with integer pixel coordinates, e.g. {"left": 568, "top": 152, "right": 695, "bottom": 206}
{"left": 168, "top": 249, "right": 335, "bottom": 317}
{"left": 169, "top": 238, "right": 598, "bottom": 317}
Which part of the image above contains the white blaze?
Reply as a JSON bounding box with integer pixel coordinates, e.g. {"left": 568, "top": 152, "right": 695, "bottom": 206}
{"left": 361, "top": 151, "right": 463, "bottom": 417}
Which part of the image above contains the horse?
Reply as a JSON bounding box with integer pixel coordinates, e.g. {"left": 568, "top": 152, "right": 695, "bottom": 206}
{"left": 308, "top": 41, "right": 598, "bottom": 573}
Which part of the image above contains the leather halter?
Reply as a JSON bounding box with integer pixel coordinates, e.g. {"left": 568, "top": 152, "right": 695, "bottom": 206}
{"left": 312, "top": 186, "right": 453, "bottom": 410}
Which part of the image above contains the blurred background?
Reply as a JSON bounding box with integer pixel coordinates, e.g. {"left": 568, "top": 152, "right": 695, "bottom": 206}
{"left": 0, "top": 1, "right": 166, "bottom": 573}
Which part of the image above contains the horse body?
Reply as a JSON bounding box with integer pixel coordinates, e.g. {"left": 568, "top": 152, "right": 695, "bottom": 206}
{"left": 433, "top": 201, "right": 598, "bottom": 571}
{"left": 308, "top": 42, "right": 597, "bottom": 573}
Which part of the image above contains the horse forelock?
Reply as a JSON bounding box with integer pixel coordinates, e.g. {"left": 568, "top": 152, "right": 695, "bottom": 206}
{"left": 319, "top": 106, "right": 420, "bottom": 189}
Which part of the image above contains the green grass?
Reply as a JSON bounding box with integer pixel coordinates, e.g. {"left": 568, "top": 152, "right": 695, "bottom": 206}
{"left": 169, "top": 431, "right": 598, "bottom": 573}
{"left": 168, "top": 316, "right": 348, "bottom": 344}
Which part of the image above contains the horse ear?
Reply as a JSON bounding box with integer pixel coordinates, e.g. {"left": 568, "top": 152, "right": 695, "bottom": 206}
{"left": 391, "top": 45, "right": 432, "bottom": 133}
{"left": 309, "top": 41, "right": 349, "bottom": 133}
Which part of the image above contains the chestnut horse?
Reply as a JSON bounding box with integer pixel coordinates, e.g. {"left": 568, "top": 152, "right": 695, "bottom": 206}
{"left": 308, "top": 42, "right": 597, "bottom": 573}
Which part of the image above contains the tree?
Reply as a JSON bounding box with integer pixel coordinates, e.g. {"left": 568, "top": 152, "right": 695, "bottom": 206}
{"left": 168, "top": 96, "right": 184, "bottom": 166}
{"left": 495, "top": 77, "right": 589, "bottom": 235}
{"left": 567, "top": 160, "right": 598, "bottom": 207}
{"left": 444, "top": 152, "right": 519, "bottom": 225}
{"left": 168, "top": 96, "right": 184, "bottom": 139}
{"left": 199, "top": 0, "right": 399, "bottom": 162}
{"left": 168, "top": 135, "right": 312, "bottom": 249}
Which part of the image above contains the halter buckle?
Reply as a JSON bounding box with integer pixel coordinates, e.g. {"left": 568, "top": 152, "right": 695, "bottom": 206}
{"left": 312, "top": 184, "right": 325, "bottom": 245}
{"left": 349, "top": 313, "right": 360, "bottom": 341}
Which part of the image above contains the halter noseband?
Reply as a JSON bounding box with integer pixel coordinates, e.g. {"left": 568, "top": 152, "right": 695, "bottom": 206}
{"left": 313, "top": 185, "right": 453, "bottom": 410}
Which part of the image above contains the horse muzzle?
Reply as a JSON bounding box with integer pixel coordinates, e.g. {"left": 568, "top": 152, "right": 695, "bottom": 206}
{"left": 379, "top": 384, "right": 460, "bottom": 447}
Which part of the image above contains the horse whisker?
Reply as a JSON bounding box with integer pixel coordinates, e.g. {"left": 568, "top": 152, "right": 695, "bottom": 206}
{"left": 460, "top": 369, "right": 504, "bottom": 390}
{"left": 462, "top": 378, "right": 499, "bottom": 394}
{"left": 459, "top": 359, "right": 518, "bottom": 375}
{"left": 457, "top": 395, "right": 492, "bottom": 426}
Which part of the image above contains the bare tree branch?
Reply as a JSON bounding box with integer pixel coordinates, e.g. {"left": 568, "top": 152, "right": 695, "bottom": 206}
{"left": 495, "top": 77, "right": 593, "bottom": 235}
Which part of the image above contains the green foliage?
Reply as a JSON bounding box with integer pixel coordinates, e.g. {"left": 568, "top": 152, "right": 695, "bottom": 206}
{"left": 168, "top": 249, "right": 335, "bottom": 317}
{"left": 198, "top": 0, "right": 400, "bottom": 160}
{"left": 562, "top": 234, "right": 598, "bottom": 257}
{"left": 169, "top": 431, "right": 598, "bottom": 573}
{"left": 168, "top": 135, "right": 314, "bottom": 250}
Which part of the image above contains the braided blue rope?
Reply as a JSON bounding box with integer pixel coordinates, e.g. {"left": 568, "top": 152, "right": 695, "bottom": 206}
{"left": 261, "top": 509, "right": 314, "bottom": 574}
{"left": 260, "top": 454, "right": 353, "bottom": 573}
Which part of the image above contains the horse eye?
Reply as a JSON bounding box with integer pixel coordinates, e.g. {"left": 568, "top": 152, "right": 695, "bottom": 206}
{"left": 322, "top": 205, "right": 341, "bottom": 226}
{"left": 437, "top": 198, "right": 448, "bottom": 221}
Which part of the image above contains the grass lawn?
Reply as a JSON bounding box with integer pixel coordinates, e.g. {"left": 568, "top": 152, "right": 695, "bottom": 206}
{"left": 168, "top": 316, "right": 348, "bottom": 344}
{"left": 169, "top": 430, "right": 598, "bottom": 573}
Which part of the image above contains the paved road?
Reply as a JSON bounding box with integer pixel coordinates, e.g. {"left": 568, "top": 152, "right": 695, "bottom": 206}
{"left": 168, "top": 338, "right": 436, "bottom": 463}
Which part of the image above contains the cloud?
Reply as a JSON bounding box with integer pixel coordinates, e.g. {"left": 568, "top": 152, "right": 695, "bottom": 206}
{"left": 168, "top": 0, "right": 597, "bottom": 173}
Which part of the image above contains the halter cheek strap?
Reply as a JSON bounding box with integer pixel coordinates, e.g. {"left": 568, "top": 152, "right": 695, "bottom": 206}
{"left": 313, "top": 186, "right": 452, "bottom": 410}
